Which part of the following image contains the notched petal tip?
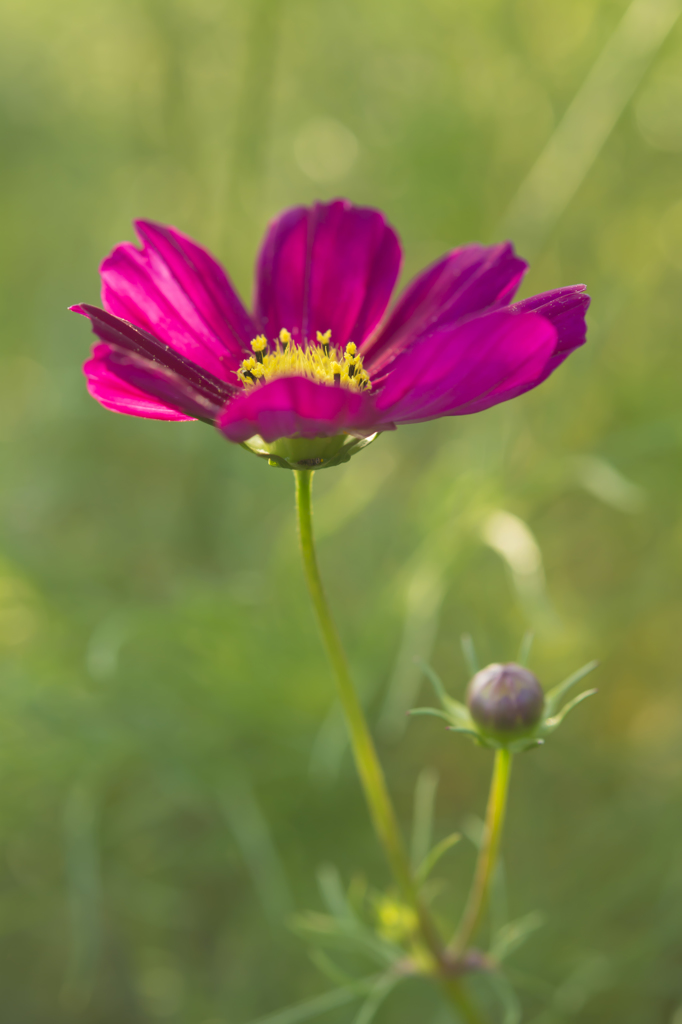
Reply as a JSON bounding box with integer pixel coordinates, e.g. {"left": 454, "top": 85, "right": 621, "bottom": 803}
{"left": 509, "top": 284, "right": 590, "bottom": 359}
{"left": 99, "top": 218, "right": 256, "bottom": 377}
{"left": 254, "top": 198, "right": 402, "bottom": 351}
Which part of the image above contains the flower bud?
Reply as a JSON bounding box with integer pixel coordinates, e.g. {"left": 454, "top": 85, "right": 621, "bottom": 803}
{"left": 466, "top": 662, "right": 544, "bottom": 740}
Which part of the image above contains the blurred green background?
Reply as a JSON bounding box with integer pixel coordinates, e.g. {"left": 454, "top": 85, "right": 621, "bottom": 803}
{"left": 1, "top": 0, "right": 682, "bottom": 1019}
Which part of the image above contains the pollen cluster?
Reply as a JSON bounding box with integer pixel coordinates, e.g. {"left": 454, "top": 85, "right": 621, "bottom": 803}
{"left": 236, "top": 330, "right": 371, "bottom": 392}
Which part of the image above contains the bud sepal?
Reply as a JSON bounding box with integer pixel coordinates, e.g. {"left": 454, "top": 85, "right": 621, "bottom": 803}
{"left": 411, "top": 658, "right": 598, "bottom": 753}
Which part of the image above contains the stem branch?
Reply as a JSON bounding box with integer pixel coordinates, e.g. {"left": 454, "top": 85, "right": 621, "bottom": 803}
{"left": 450, "top": 748, "right": 513, "bottom": 956}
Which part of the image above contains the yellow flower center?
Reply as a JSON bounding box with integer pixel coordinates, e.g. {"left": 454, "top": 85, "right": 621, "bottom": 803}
{"left": 237, "top": 329, "right": 371, "bottom": 392}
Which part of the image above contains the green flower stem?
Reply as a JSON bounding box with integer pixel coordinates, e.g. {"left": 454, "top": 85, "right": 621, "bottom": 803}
{"left": 450, "top": 748, "right": 513, "bottom": 957}
{"left": 294, "top": 470, "right": 485, "bottom": 1024}
{"left": 294, "top": 471, "right": 425, "bottom": 922}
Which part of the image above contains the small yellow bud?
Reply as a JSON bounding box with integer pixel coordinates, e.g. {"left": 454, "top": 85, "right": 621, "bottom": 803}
{"left": 376, "top": 898, "right": 418, "bottom": 943}
{"left": 345, "top": 341, "right": 357, "bottom": 357}
{"left": 279, "top": 328, "right": 292, "bottom": 347}
{"left": 250, "top": 335, "right": 268, "bottom": 353}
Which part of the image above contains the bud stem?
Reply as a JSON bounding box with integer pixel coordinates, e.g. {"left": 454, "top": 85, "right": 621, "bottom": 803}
{"left": 450, "top": 748, "right": 513, "bottom": 957}
{"left": 294, "top": 469, "right": 486, "bottom": 1024}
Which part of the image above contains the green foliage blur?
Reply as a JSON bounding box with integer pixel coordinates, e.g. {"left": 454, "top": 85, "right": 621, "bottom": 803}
{"left": 1, "top": 0, "right": 682, "bottom": 1019}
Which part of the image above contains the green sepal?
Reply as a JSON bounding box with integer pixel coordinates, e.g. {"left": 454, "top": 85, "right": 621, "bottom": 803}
{"left": 408, "top": 707, "right": 453, "bottom": 723}
{"left": 447, "top": 726, "right": 489, "bottom": 744}
{"left": 506, "top": 736, "right": 545, "bottom": 754}
{"left": 414, "top": 659, "right": 475, "bottom": 730}
{"left": 241, "top": 432, "right": 378, "bottom": 471}
{"left": 544, "top": 660, "right": 598, "bottom": 717}
{"left": 540, "top": 688, "right": 598, "bottom": 736}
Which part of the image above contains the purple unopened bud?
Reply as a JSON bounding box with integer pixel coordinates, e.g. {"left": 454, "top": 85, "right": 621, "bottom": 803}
{"left": 466, "top": 662, "right": 544, "bottom": 738}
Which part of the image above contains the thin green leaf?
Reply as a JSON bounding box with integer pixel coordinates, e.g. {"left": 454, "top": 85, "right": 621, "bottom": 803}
{"left": 551, "top": 952, "right": 612, "bottom": 1013}
{"left": 419, "top": 877, "right": 449, "bottom": 904}
{"left": 504, "top": 966, "right": 555, "bottom": 999}
{"left": 517, "top": 630, "right": 534, "bottom": 667}
{"left": 460, "top": 633, "right": 479, "bottom": 676}
{"left": 462, "top": 815, "right": 485, "bottom": 849}
{"left": 292, "top": 912, "right": 397, "bottom": 966}
{"left": 544, "top": 661, "right": 599, "bottom": 716}
{"left": 491, "top": 911, "right": 546, "bottom": 962}
{"left": 487, "top": 971, "right": 522, "bottom": 1024}
{"left": 221, "top": 777, "right": 294, "bottom": 925}
{"left": 243, "top": 978, "right": 377, "bottom": 1024}
{"left": 543, "top": 689, "right": 598, "bottom": 733}
{"left": 411, "top": 767, "right": 439, "bottom": 871}
{"left": 308, "top": 948, "right": 355, "bottom": 987}
{"left": 347, "top": 874, "right": 369, "bottom": 920}
{"left": 416, "top": 832, "right": 462, "bottom": 884}
{"left": 353, "top": 974, "right": 400, "bottom": 1024}
{"left": 317, "top": 864, "right": 352, "bottom": 921}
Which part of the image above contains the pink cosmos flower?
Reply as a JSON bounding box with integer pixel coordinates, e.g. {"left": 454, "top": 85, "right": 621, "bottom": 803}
{"left": 71, "top": 199, "right": 589, "bottom": 469}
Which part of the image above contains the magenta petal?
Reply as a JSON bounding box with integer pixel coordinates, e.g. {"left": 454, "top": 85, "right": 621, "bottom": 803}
{"left": 72, "top": 303, "right": 235, "bottom": 409}
{"left": 218, "top": 376, "right": 379, "bottom": 444}
{"left": 508, "top": 284, "right": 589, "bottom": 363}
{"left": 375, "top": 310, "right": 558, "bottom": 423}
{"left": 87, "top": 343, "right": 226, "bottom": 422}
{"left": 100, "top": 221, "right": 256, "bottom": 379}
{"left": 254, "top": 200, "right": 401, "bottom": 348}
{"left": 362, "top": 242, "right": 527, "bottom": 377}
{"left": 85, "top": 344, "right": 194, "bottom": 421}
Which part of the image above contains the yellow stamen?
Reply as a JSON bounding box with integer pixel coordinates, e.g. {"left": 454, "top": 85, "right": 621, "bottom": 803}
{"left": 250, "top": 335, "right": 268, "bottom": 364}
{"left": 250, "top": 335, "right": 268, "bottom": 363}
{"left": 237, "top": 330, "right": 372, "bottom": 393}
{"left": 316, "top": 330, "right": 332, "bottom": 356}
